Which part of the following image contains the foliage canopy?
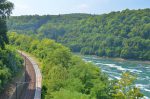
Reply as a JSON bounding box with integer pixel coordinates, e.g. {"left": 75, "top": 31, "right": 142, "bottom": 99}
{"left": 7, "top": 9, "right": 150, "bottom": 60}
{"left": 9, "top": 33, "right": 144, "bottom": 99}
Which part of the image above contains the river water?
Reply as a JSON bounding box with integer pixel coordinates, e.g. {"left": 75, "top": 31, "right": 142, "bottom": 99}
{"left": 81, "top": 55, "right": 150, "bottom": 98}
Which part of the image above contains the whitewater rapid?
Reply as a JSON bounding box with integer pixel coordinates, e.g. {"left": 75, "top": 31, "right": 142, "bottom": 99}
{"left": 82, "top": 56, "right": 150, "bottom": 98}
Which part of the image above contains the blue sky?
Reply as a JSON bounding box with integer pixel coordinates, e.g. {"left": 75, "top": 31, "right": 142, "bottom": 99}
{"left": 9, "top": 0, "right": 150, "bottom": 16}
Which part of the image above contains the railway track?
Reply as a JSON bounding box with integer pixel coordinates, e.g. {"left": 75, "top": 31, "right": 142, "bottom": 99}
{"left": 0, "top": 51, "right": 42, "bottom": 99}
{"left": 18, "top": 51, "right": 42, "bottom": 99}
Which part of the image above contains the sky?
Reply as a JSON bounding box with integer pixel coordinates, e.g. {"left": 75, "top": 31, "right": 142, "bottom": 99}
{"left": 9, "top": 0, "right": 150, "bottom": 16}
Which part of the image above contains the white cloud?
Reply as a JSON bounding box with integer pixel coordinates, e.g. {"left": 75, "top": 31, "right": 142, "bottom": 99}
{"left": 77, "top": 4, "right": 89, "bottom": 12}
{"left": 15, "top": 3, "right": 30, "bottom": 10}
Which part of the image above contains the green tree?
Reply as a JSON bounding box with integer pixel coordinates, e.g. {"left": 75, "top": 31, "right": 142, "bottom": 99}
{"left": 0, "top": 0, "right": 13, "bottom": 48}
{"left": 111, "top": 72, "right": 143, "bottom": 99}
{"left": 51, "top": 89, "right": 90, "bottom": 99}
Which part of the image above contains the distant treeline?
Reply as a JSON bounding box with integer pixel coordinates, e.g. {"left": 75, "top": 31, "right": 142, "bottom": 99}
{"left": 9, "top": 33, "right": 143, "bottom": 99}
{"left": 7, "top": 9, "right": 150, "bottom": 60}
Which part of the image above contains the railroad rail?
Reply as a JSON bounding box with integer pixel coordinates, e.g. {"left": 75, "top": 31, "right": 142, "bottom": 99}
{"left": 18, "top": 51, "right": 42, "bottom": 99}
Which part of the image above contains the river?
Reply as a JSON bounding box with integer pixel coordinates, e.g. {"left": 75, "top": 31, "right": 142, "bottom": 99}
{"left": 81, "top": 55, "right": 150, "bottom": 98}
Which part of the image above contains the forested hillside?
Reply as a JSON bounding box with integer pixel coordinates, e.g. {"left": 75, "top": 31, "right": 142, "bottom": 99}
{"left": 0, "top": 0, "right": 23, "bottom": 93}
{"left": 9, "top": 33, "right": 143, "bottom": 99}
{"left": 7, "top": 9, "right": 150, "bottom": 60}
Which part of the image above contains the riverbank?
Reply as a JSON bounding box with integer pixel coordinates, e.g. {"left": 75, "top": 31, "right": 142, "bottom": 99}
{"left": 75, "top": 53, "right": 150, "bottom": 65}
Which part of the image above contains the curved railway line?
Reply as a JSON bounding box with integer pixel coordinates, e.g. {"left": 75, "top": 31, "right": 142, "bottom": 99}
{"left": 18, "top": 51, "right": 42, "bottom": 99}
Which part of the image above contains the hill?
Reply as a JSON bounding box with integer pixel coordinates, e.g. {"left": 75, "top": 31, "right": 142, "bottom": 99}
{"left": 7, "top": 9, "right": 150, "bottom": 60}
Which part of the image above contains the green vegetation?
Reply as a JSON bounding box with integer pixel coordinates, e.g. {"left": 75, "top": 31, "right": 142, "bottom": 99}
{"left": 0, "top": 0, "right": 147, "bottom": 98}
{"left": 0, "top": 0, "right": 14, "bottom": 49}
{"left": 7, "top": 9, "right": 150, "bottom": 60}
{"left": 0, "top": 46, "right": 23, "bottom": 92}
{"left": 0, "top": 0, "right": 23, "bottom": 93}
{"left": 9, "top": 33, "right": 144, "bottom": 99}
{"left": 111, "top": 72, "right": 143, "bottom": 99}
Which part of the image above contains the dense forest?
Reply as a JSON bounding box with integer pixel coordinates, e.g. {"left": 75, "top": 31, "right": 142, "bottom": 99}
{"left": 0, "top": 0, "right": 23, "bottom": 93}
{"left": 0, "top": 0, "right": 148, "bottom": 98}
{"left": 7, "top": 9, "right": 150, "bottom": 60}
{"left": 9, "top": 33, "right": 143, "bottom": 99}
